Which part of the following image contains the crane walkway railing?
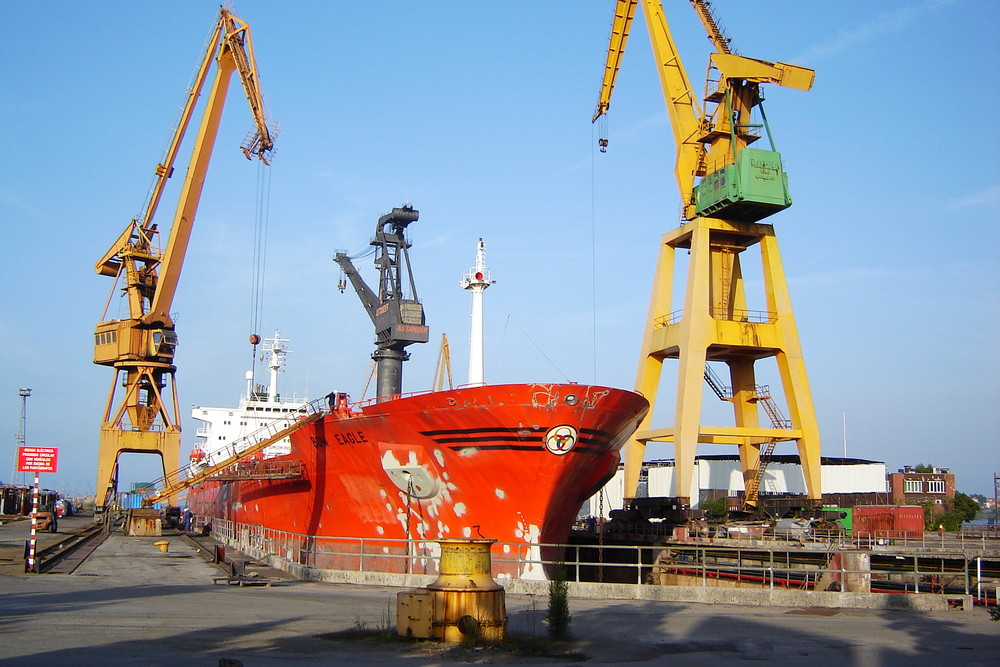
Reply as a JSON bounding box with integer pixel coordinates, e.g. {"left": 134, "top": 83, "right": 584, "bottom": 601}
{"left": 141, "top": 397, "right": 328, "bottom": 506}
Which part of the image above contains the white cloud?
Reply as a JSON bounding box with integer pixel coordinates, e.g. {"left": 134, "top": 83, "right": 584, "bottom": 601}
{"left": 793, "top": 0, "right": 961, "bottom": 63}
{"left": 945, "top": 184, "right": 1000, "bottom": 210}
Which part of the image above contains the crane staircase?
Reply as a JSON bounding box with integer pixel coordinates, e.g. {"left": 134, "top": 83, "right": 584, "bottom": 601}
{"left": 140, "top": 397, "right": 328, "bottom": 507}
{"left": 703, "top": 365, "right": 791, "bottom": 508}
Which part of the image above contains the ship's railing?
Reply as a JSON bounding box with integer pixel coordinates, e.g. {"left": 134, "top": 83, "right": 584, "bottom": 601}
{"left": 350, "top": 381, "right": 580, "bottom": 411}
{"left": 199, "top": 516, "right": 996, "bottom": 605}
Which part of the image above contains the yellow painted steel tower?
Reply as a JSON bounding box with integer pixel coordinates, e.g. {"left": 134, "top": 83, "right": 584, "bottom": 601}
{"left": 93, "top": 9, "right": 275, "bottom": 509}
{"left": 595, "top": 0, "right": 821, "bottom": 510}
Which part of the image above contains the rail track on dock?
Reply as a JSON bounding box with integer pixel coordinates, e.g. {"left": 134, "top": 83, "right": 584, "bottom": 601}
{"left": 37, "top": 523, "right": 107, "bottom": 573}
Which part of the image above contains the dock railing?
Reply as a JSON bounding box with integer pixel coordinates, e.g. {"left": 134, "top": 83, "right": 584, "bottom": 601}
{"left": 200, "top": 516, "right": 997, "bottom": 606}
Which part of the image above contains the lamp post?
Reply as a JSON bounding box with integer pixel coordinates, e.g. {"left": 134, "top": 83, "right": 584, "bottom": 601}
{"left": 11, "top": 387, "right": 31, "bottom": 485}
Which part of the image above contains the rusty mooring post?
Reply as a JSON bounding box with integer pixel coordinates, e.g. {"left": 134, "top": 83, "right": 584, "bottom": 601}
{"left": 397, "top": 538, "right": 507, "bottom": 642}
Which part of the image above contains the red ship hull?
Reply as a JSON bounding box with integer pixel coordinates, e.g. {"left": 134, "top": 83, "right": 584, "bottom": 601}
{"left": 190, "top": 383, "right": 648, "bottom": 579}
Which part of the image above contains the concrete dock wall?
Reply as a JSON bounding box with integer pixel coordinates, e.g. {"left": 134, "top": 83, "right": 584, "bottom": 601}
{"left": 222, "top": 533, "right": 971, "bottom": 612}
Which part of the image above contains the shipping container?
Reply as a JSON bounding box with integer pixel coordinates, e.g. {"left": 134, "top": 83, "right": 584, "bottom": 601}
{"left": 852, "top": 505, "right": 923, "bottom": 538}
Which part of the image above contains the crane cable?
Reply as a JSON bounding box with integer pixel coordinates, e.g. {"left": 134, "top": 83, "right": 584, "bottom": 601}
{"left": 590, "top": 122, "right": 600, "bottom": 385}
{"left": 248, "top": 159, "right": 272, "bottom": 377}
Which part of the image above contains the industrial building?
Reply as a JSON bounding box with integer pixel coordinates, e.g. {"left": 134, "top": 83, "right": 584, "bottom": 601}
{"left": 585, "top": 456, "right": 889, "bottom": 518}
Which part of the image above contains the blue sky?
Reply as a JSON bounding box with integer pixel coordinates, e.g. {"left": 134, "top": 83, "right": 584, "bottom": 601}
{"left": 1, "top": 1, "right": 997, "bottom": 498}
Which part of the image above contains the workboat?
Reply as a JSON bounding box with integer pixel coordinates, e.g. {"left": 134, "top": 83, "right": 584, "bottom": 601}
{"left": 188, "top": 207, "right": 649, "bottom": 579}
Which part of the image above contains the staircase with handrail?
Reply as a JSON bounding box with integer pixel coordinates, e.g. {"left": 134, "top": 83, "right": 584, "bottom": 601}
{"left": 140, "top": 397, "right": 328, "bottom": 506}
{"left": 703, "top": 365, "right": 790, "bottom": 508}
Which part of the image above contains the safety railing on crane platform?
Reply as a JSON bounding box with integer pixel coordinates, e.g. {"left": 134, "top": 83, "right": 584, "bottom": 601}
{"left": 139, "top": 396, "right": 329, "bottom": 506}
{"left": 654, "top": 308, "right": 777, "bottom": 328}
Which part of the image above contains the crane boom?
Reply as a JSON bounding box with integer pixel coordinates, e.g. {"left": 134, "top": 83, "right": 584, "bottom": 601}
{"left": 592, "top": 0, "right": 637, "bottom": 123}
{"left": 690, "top": 0, "right": 733, "bottom": 55}
{"left": 93, "top": 8, "right": 276, "bottom": 509}
{"left": 334, "top": 252, "right": 380, "bottom": 321}
{"left": 594, "top": 0, "right": 705, "bottom": 219}
{"left": 144, "top": 9, "right": 275, "bottom": 328}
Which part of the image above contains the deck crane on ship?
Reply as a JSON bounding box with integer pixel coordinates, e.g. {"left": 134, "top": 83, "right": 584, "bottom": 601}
{"left": 594, "top": 0, "right": 822, "bottom": 513}
{"left": 334, "top": 205, "right": 430, "bottom": 400}
{"left": 93, "top": 8, "right": 277, "bottom": 511}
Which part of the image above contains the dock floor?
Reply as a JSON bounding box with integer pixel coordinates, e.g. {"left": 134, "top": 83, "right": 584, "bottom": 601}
{"left": 1, "top": 529, "right": 997, "bottom": 665}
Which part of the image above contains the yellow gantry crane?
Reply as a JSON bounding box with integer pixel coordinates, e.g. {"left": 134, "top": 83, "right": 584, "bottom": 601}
{"left": 594, "top": 0, "right": 821, "bottom": 511}
{"left": 93, "top": 8, "right": 276, "bottom": 509}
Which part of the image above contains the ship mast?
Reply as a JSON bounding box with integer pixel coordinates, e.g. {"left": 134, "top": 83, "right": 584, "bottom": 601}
{"left": 459, "top": 239, "right": 495, "bottom": 386}
{"left": 266, "top": 332, "right": 289, "bottom": 401}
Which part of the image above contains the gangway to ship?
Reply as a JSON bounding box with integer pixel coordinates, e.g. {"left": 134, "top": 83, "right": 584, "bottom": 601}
{"left": 141, "top": 397, "right": 327, "bottom": 507}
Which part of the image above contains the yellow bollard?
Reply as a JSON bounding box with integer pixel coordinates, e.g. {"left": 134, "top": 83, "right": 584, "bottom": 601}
{"left": 153, "top": 540, "right": 169, "bottom": 553}
{"left": 397, "top": 539, "right": 507, "bottom": 642}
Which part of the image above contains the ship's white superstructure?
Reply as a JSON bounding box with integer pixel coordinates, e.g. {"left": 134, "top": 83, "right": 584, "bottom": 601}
{"left": 191, "top": 332, "right": 308, "bottom": 465}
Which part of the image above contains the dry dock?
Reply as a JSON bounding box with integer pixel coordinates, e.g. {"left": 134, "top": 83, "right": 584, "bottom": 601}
{"left": 0, "top": 524, "right": 997, "bottom": 666}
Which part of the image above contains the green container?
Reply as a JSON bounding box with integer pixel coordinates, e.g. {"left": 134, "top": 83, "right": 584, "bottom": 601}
{"left": 693, "top": 148, "right": 792, "bottom": 222}
{"left": 823, "top": 507, "right": 853, "bottom": 537}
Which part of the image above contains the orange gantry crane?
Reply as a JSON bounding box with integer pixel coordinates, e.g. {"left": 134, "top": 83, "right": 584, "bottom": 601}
{"left": 594, "top": 0, "right": 821, "bottom": 512}
{"left": 93, "top": 8, "right": 276, "bottom": 509}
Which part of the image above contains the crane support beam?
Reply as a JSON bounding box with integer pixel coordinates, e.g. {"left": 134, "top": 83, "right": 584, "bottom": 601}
{"left": 711, "top": 54, "right": 814, "bottom": 91}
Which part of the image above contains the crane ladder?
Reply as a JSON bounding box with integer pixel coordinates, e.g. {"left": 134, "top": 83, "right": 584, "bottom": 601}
{"left": 141, "top": 397, "right": 327, "bottom": 506}
{"left": 703, "top": 366, "right": 791, "bottom": 507}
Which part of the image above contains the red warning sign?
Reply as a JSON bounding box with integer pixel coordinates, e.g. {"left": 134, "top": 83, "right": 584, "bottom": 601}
{"left": 17, "top": 447, "right": 58, "bottom": 473}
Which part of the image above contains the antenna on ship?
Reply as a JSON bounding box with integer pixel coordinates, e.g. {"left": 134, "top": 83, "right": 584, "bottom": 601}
{"left": 459, "top": 238, "right": 495, "bottom": 386}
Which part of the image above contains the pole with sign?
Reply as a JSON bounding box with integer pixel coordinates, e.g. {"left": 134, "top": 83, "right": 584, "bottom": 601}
{"left": 18, "top": 446, "right": 58, "bottom": 573}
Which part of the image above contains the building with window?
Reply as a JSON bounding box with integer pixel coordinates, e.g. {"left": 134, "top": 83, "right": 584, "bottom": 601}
{"left": 887, "top": 466, "right": 955, "bottom": 512}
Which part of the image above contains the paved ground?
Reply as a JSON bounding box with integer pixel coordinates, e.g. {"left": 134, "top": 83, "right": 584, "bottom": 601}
{"left": 1, "top": 530, "right": 997, "bottom": 666}
{"left": 0, "top": 512, "right": 95, "bottom": 575}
